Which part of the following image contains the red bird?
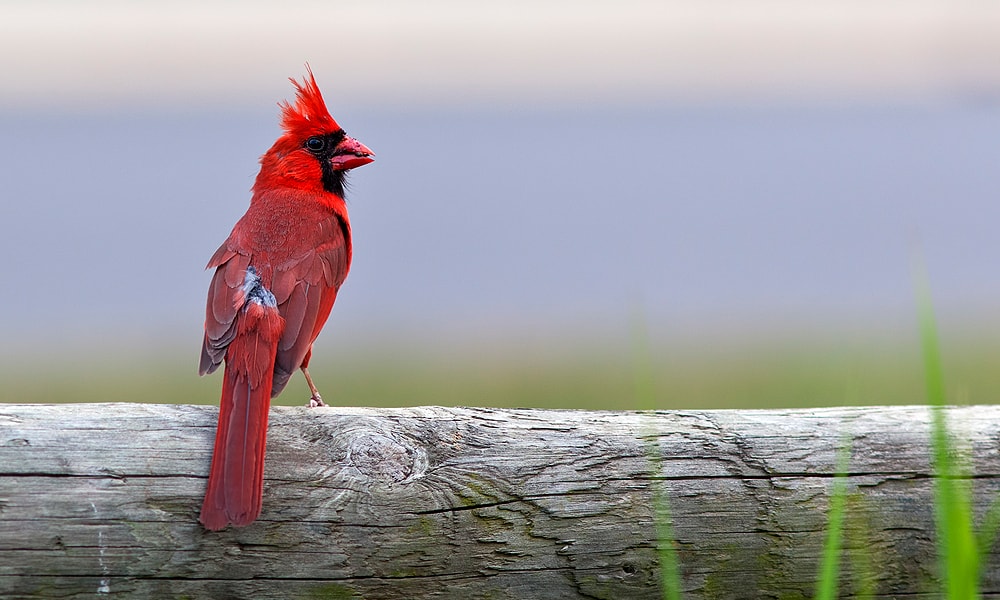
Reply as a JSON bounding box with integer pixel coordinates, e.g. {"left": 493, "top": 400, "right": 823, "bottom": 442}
{"left": 198, "top": 70, "right": 373, "bottom": 531}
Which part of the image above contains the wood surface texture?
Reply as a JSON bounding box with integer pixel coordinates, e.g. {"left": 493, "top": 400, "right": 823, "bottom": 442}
{"left": 1, "top": 403, "right": 999, "bottom": 599}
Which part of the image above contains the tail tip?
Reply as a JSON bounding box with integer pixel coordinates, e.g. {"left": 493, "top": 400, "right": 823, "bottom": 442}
{"left": 199, "top": 508, "right": 230, "bottom": 531}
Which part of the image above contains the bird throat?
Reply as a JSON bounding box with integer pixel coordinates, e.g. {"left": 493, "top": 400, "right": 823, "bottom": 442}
{"left": 319, "top": 162, "right": 347, "bottom": 198}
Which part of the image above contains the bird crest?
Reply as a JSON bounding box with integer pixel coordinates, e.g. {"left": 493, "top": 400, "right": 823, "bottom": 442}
{"left": 278, "top": 66, "right": 340, "bottom": 138}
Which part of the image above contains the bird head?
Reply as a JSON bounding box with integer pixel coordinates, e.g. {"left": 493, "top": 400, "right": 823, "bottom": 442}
{"left": 256, "top": 67, "right": 374, "bottom": 198}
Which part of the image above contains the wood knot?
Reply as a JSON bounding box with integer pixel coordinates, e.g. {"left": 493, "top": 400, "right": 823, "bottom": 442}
{"left": 346, "top": 433, "right": 427, "bottom": 485}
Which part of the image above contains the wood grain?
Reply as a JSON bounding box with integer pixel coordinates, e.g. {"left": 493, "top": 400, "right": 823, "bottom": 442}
{"left": 1, "top": 403, "right": 999, "bottom": 599}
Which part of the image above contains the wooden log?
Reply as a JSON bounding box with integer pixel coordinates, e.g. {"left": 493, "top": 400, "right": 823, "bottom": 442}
{"left": 1, "top": 403, "right": 999, "bottom": 599}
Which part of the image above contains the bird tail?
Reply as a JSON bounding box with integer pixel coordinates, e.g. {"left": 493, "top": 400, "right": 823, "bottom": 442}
{"left": 200, "top": 298, "right": 284, "bottom": 531}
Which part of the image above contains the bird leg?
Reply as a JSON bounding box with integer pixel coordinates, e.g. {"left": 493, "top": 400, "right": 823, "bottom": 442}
{"left": 301, "top": 367, "right": 326, "bottom": 407}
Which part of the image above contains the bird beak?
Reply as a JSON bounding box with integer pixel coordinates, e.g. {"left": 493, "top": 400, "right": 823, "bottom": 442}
{"left": 330, "top": 135, "right": 375, "bottom": 171}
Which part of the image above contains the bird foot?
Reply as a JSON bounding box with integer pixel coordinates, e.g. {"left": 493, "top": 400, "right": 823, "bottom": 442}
{"left": 307, "top": 393, "right": 327, "bottom": 408}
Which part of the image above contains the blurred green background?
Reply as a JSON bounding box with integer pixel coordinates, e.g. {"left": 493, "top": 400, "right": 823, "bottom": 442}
{"left": 4, "top": 321, "right": 1000, "bottom": 409}
{"left": 2, "top": 2, "right": 999, "bottom": 410}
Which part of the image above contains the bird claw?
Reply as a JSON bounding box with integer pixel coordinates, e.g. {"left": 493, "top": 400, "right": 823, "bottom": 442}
{"left": 307, "top": 394, "right": 326, "bottom": 408}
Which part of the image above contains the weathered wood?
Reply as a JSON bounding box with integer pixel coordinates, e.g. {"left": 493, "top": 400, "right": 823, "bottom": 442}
{"left": 1, "top": 403, "right": 999, "bottom": 599}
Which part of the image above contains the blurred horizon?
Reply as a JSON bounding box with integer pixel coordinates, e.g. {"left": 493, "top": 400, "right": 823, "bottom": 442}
{"left": 2, "top": 1, "right": 999, "bottom": 408}
{"left": 3, "top": 1, "right": 1000, "bottom": 112}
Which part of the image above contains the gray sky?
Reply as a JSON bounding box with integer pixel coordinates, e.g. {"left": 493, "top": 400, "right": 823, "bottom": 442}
{"left": 2, "top": 1, "right": 1000, "bottom": 361}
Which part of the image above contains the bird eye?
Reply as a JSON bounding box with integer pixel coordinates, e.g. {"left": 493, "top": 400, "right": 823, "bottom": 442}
{"left": 305, "top": 136, "right": 326, "bottom": 152}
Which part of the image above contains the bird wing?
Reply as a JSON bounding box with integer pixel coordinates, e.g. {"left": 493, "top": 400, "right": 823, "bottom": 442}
{"left": 200, "top": 211, "right": 350, "bottom": 396}
{"left": 199, "top": 245, "right": 251, "bottom": 377}
{"left": 269, "top": 214, "right": 350, "bottom": 396}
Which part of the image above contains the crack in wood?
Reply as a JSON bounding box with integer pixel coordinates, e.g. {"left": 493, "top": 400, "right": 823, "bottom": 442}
{"left": 2, "top": 403, "right": 999, "bottom": 599}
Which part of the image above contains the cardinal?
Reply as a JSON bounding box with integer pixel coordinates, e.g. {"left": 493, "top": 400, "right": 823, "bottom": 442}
{"left": 198, "top": 69, "right": 373, "bottom": 530}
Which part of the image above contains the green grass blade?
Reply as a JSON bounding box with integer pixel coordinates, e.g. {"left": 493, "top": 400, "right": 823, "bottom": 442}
{"left": 631, "top": 306, "right": 682, "bottom": 600}
{"left": 845, "top": 507, "right": 878, "bottom": 600}
{"left": 912, "top": 256, "right": 980, "bottom": 599}
{"left": 653, "top": 484, "right": 682, "bottom": 600}
{"left": 631, "top": 307, "right": 656, "bottom": 413}
{"left": 814, "top": 436, "right": 851, "bottom": 600}
{"left": 976, "top": 494, "right": 1000, "bottom": 559}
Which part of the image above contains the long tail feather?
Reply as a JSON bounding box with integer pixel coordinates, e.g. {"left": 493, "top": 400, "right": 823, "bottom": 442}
{"left": 201, "top": 297, "right": 284, "bottom": 531}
